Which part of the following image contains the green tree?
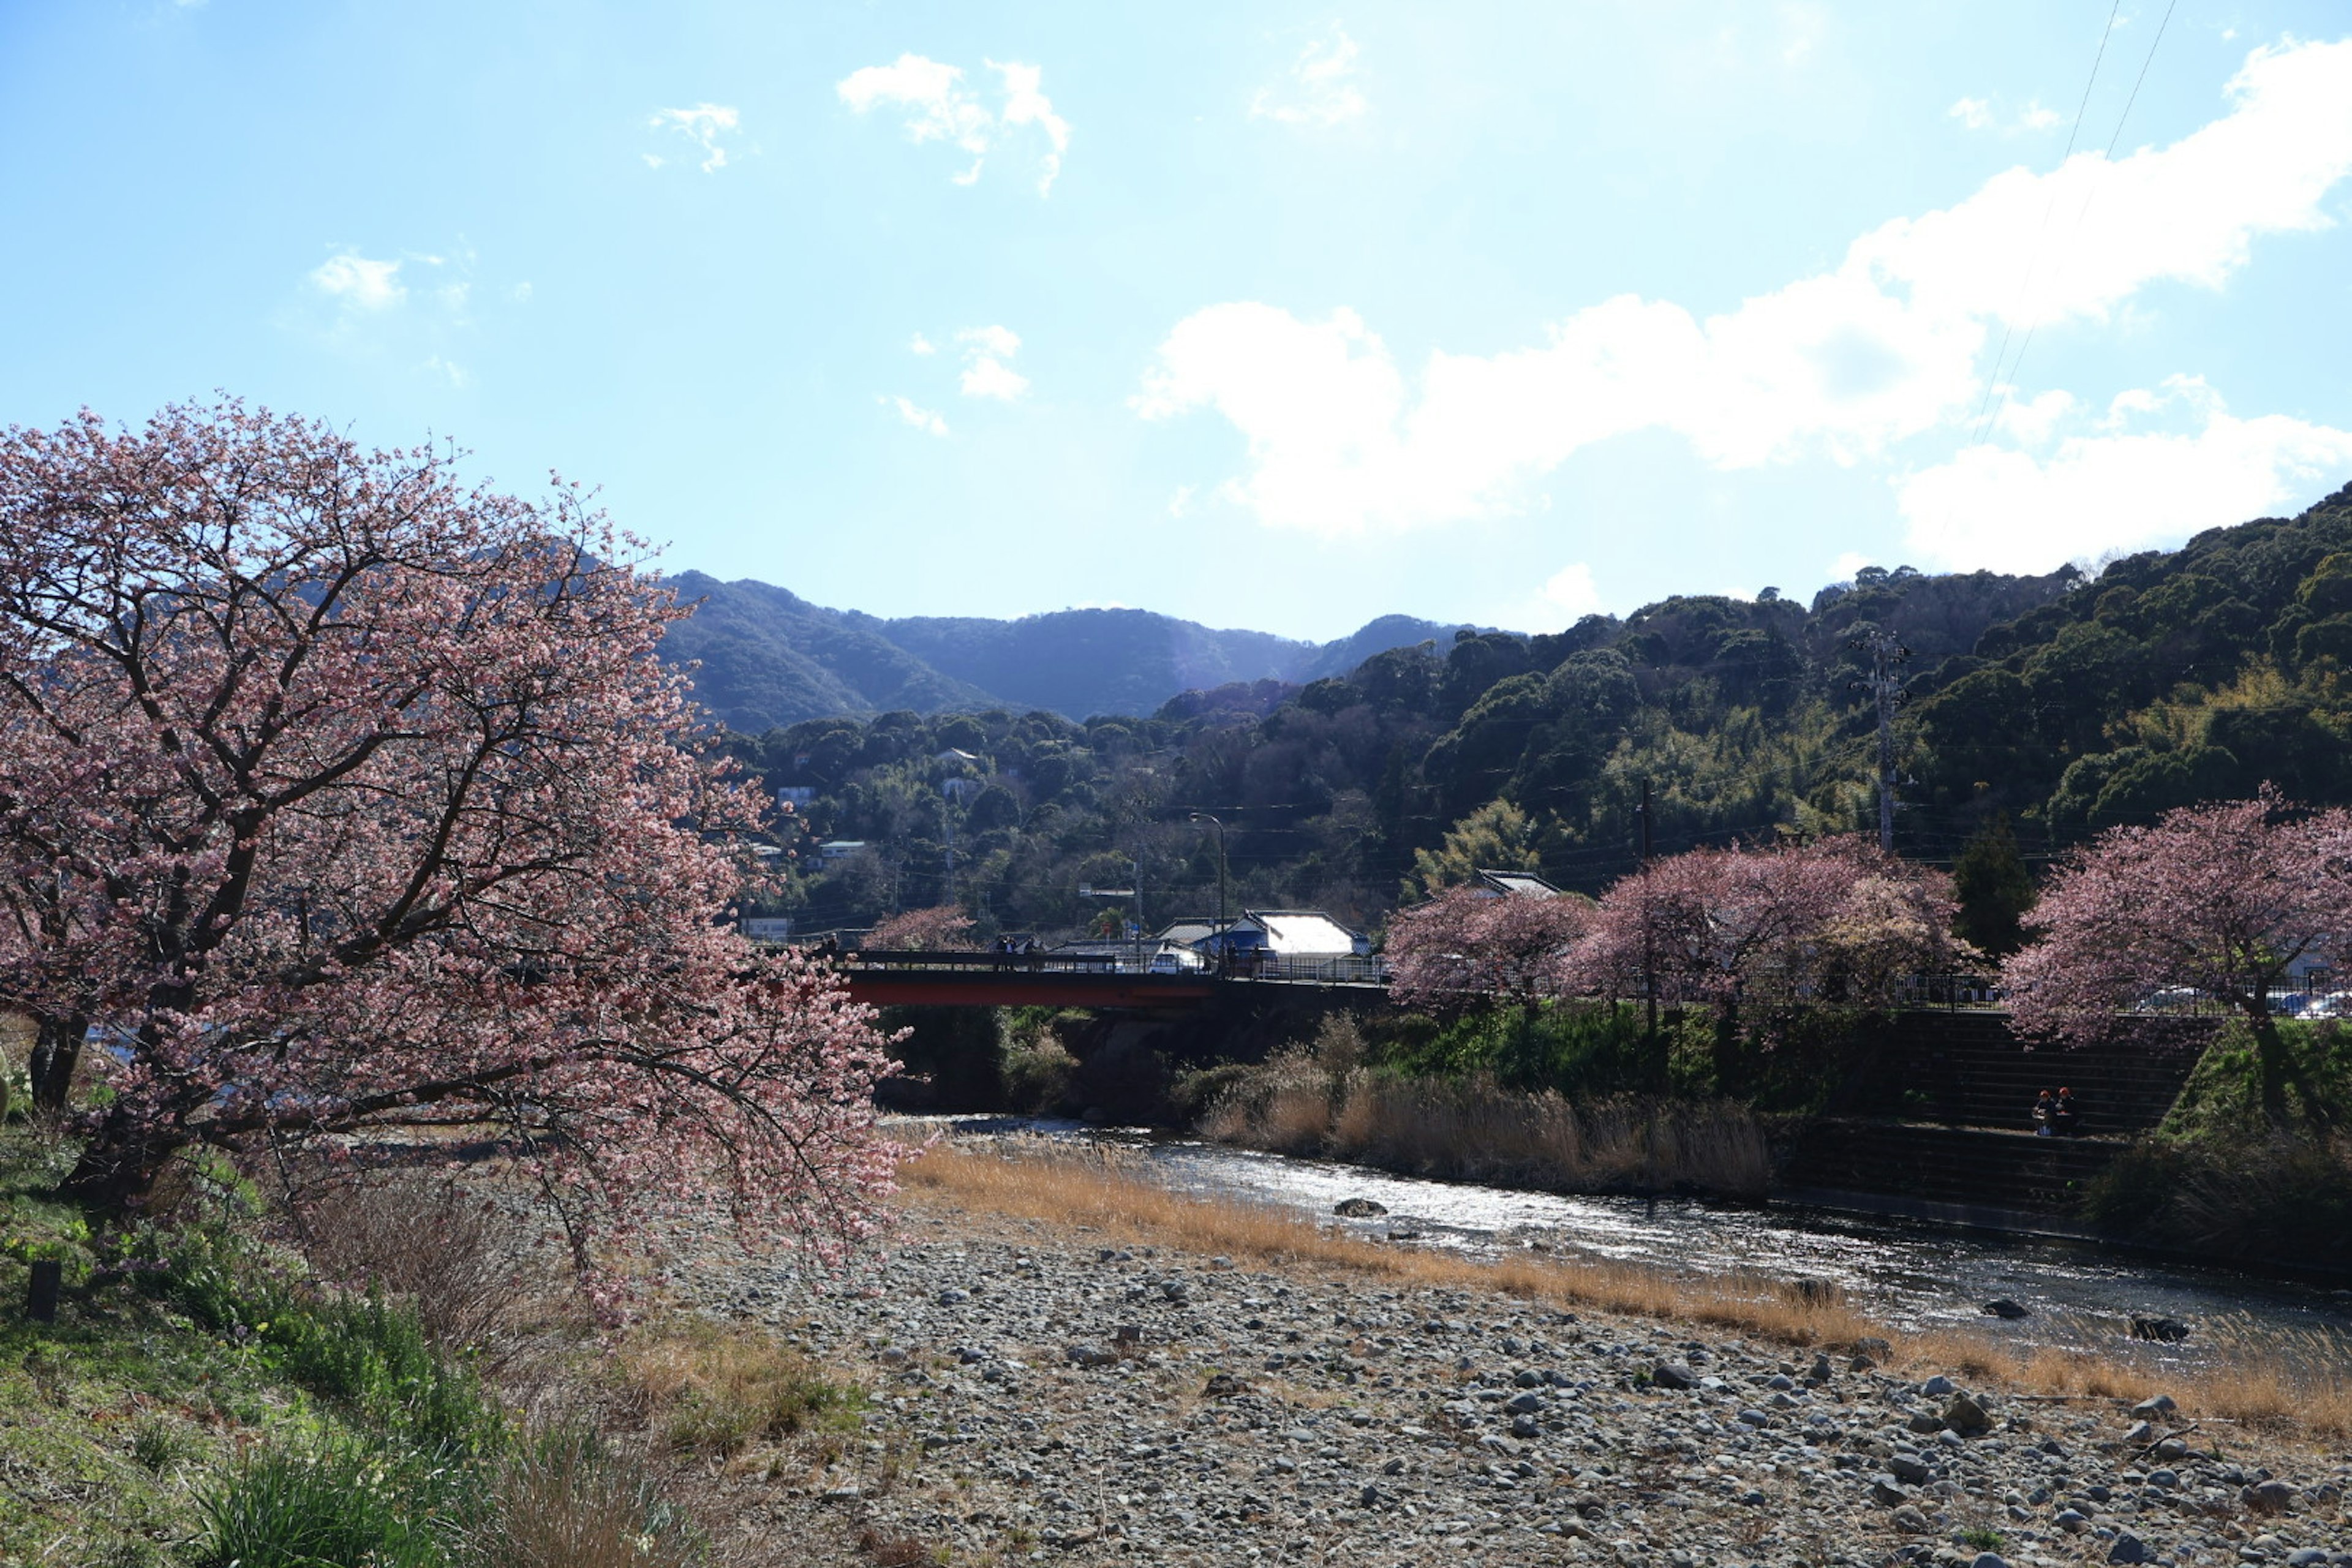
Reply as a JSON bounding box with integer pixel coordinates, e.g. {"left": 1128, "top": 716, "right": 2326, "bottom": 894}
{"left": 1951, "top": 813, "right": 2036, "bottom": 957}
{"left": 1408, "top": 799, "right": 1545, "bottom": 897}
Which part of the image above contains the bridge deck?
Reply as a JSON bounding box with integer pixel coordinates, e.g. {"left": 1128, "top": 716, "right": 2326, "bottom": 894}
{"left": 829, "top": 949, "right": 1387, "bottom": 1009}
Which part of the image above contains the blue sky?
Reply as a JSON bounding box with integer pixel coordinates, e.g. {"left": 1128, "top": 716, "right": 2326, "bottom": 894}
{"left": 5, "top": 2, "right": 2351, "bottom": 641}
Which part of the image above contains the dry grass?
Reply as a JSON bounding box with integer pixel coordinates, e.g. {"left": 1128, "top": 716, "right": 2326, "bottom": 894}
{"left": 1204, "top": 1066, "right": 1773, "bottom": 1200}
{"left": 291, "top": 1172, "right": 555, "bottom": 1352}
{"left": 619, "top": 1318, "right": 864, "bottom": 1457}
{"left": 900, "top": 1137, "right": 2352, "bottom": 1439}
{"left": 473, "top": 1430, "right": 700, "bottom": 1568}
{"left": 902, "top": 1139, "right": 1873, "bottom": 1345}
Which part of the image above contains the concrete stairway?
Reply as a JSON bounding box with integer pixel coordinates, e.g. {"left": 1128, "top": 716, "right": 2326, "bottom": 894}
{"left": 1863, "top": 1011, "right": 2211, "bottom": 1137}
{"left": 1775, "top": 1012, "right": 2216, "bottom": 1218}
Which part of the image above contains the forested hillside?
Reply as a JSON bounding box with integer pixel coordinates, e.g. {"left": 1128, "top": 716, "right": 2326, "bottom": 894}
{"left": 656, "top": 570, "right": 1458, "bottom": 729}
{"left": 718, "top": 482, "right": 2352, "bottom": 940}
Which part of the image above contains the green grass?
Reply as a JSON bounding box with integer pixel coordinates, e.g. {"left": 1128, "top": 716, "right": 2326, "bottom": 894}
{"left": 0, "top": 1125, "right": 510, "bottom": 1566}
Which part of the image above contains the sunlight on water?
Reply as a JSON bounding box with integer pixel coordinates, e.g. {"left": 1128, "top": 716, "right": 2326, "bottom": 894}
{"left": 918, "top": 1116, "right": 2352, "bottom": 1370}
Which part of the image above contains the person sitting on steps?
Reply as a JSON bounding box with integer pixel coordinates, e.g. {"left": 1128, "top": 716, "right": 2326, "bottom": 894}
{"left": 2032, "top": 1088, "right": 2056, "bottom": 1136}
{"left": 2052, "top": 1086, "right": 2081, "bottom": 1137}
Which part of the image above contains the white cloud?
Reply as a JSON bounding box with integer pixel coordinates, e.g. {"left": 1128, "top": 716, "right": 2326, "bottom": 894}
{"left": 1251, "top": 25, "right": 1367, "bottom": 127}
{"left": 960, "top": 358, "right": 1031, "bottom": 400}
{"left": 957, "top": 324, "right": 1020, "bottom": 360}
{"left": 909, "top": 332, "right": 937, "bottom": 356}
{"left": 1168, "top": 484, "right": 1196, "bottom": 519}
{"left": 1994, "top": 387, "right": 2078, "bottom": 445}
{"left": 647, "top": 104, "right": 740, "bottom": 173}
{"left": 881, "top": 394, "right": 949, "bottom": 436}
{"left": 1899, "top": 377, "right": 2352, "bottom": 571}
{"left": 837, "top": 55, "right": 1069, "bottom": 194}
{"left": 424, "top": 355, "right": 470, "bottom": 389}
{"left": 1541, "top": 564, "right": 1605, "bottom": 617}
{"left": 1489, "top": 560, "right": 1609, "bottom": 632}
{"left": 954, "top": 325, "right": 1030, "bottom": 399}
{"left": 1136, "top": 38, "right": 2352, "bottom": 537}
{"left": 1950, "top": 95, "right": 2064, "bottom": 134}
{"left": 311, "top": 252, "right": 405, "bottom": 311}
{"left": 990, "top": 59, "right": 1071, "bottom": 195}
{"left": 1830, "top": 551, "right": 1874, "bottom": 581}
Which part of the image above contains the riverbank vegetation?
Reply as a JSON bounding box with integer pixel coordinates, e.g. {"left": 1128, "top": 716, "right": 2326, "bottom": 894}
{"left": 0, "top": 1120, "right": 876, "bottom": 1566}
{"left": 2080, "top": 1019, "right": 2352, "bottom": 1272}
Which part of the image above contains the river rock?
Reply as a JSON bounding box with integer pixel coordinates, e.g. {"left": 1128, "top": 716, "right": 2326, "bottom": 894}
{"left": 1920, "top": 1374, "right": 1958, "bottom": 1396}
{"left": 1333, "top": 1197, "right": 1389, "bottom": 1217}
{"left": 2245, "top": 1479, "right": 2299, "bottom": 1512}
{"left": 1972, "top": 1555, "right": 2012, "bottom": 1568}
{"left": 1887, "top": 1453, "right": 1932, "bottom": 1485}
{"left": 2107, "top": 1531, "right": 2153, "bottom": 1564}
{"left": 2132, "top": 1393, "right": 2179, "bottom": 1417}
{"left": 1943, "top": 1392, "right": 1994, "bottom": 1436}
{"left": 2130, "top": 1314, "right": 2190, "bottom": 1342}
{"left": 1651, "top": 1360, "right": 1698, "bottom": 1390}
{"left": 1983, "top": 1297, "right": 2030, "bottom": 1318}
{"left": 1890, "top": 1503, "right": 1931, "bottom": 1533}
{"left": 1871, "top": 1476, "right": 1908, "bottom": 1506}
{"left": 1066, "top": 1343, "right": 1117, "bottom": 1368}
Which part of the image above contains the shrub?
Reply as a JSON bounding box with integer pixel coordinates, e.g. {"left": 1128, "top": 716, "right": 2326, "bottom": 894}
{"left": 471, "top": 1425, "right": 699, "bottom": 1568}
{"left": 123, "top": 1213, "right": 505, "bottom": 1454}
{"left": 192, "top": 1441, "right": 458, "bottom": 1568}
{"left": 622, "top": 1320, "right": 862, "bottom": 1456}
{"left": 1000, "top": 1035, "right": 1079, "bottom": 1114}
{"left": 295, "top": 1174, "right": 543, "bottom": 1352}
{"left": 2081, "top": 1132, "right": 2352, "bottom": 1270}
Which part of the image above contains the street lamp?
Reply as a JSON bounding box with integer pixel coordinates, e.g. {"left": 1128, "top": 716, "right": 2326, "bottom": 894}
{"left": 1188, "top": 811, "right": 1228, "bottom": 947}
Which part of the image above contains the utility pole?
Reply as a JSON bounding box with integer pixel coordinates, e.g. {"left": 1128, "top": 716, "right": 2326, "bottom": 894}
{"left": 1637, "top": 778, "right": 1656, "bottom": 1040}
{"left": 1849, "top": 627, "right": 1910, "bottom": 855}
{"left": 1189, "top": 812, "right": 1229, "bottom": 967}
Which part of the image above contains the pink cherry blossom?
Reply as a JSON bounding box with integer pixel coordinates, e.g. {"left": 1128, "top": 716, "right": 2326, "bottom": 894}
{"left": 2002, "top": 786, "right": 2352, "bottom": 1128}
{"left": 1558, "top": 836, "right": 1971, "bottom": 1012}
{"left": 0, "top": 400, "right": 903, "bottom": 1277}
{"left": 1384, "top": 885, "right": 1592, "bottom": 1009}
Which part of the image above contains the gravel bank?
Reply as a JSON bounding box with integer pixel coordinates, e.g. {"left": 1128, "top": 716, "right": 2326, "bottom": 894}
{"left": 662, "top": 1185, "right": 2352, "bottom": 1567}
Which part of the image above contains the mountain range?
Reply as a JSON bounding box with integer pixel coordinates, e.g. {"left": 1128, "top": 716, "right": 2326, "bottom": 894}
{"left": 655, "top": 569, "right": 1464, "bottom": 731}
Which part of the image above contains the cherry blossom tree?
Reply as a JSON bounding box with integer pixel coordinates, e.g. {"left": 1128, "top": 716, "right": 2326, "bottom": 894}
{"left": 0, "top": 401, "right": 902, "bottom": 1270}
{"left": 2003, "top": 788, "right": 2352, "bottom": 1129}
{"left": 1383, "top": 884, "right": 1592, "bottom": 1009}
{"left": 1558, "top": 836, "right": 1970, "bottom": 1014}
{"left": 865, "top": 905, "right": 978, "bottom": 952}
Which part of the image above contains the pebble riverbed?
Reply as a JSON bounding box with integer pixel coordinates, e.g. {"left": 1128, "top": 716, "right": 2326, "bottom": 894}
{"left": 656, "top": 1188, "right": 2352, "bottom": 1568}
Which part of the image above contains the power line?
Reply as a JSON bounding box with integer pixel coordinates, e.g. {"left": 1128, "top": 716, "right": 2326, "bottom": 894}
{"left": 1981, "top": 0, "right": 2179, "bottom": 445}
{"left": 1965, "top": 0, "right": 2124, "bottom": 450}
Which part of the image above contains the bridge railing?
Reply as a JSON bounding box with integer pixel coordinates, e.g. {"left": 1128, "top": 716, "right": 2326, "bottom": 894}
{"left": 1219, "top": 953, "right": 1391, "bottom": 986}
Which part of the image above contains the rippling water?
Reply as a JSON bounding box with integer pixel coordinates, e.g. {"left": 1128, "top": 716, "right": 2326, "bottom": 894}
{"left": 921, "top": 1116, "right": 2352, "bottom": 1372}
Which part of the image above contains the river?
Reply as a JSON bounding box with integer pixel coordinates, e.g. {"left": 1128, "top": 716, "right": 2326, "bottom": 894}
{"left": 927, "top": 1116, "right": 2352, "bottom": 1376}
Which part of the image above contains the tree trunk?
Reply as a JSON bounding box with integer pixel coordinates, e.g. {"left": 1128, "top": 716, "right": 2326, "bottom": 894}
{"left": 57, "top": 1104, "right": 187, "bottom": 1208}
{"left": 26, "top": 1012, "right": 87, "bottom": 1115}
{"left": 2245, "top": 1006, "right": 2293, "bottom": 1132}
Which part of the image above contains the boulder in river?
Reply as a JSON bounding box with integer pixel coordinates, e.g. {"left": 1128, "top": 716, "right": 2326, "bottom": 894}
{"left": 1333, "top": 1197, "right": 1389, "bottom": 1217}
{"left": 1983, "top": 1297, "right": 2030, "bottom": 1318}
{"left": 2130, "top": 1314, "right": 2190, "bottom": 1343}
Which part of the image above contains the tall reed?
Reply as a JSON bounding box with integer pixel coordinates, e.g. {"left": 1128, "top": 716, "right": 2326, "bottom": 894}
{"left": 1204, "top": 1062, "right": 1771, "bottom": 1200}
